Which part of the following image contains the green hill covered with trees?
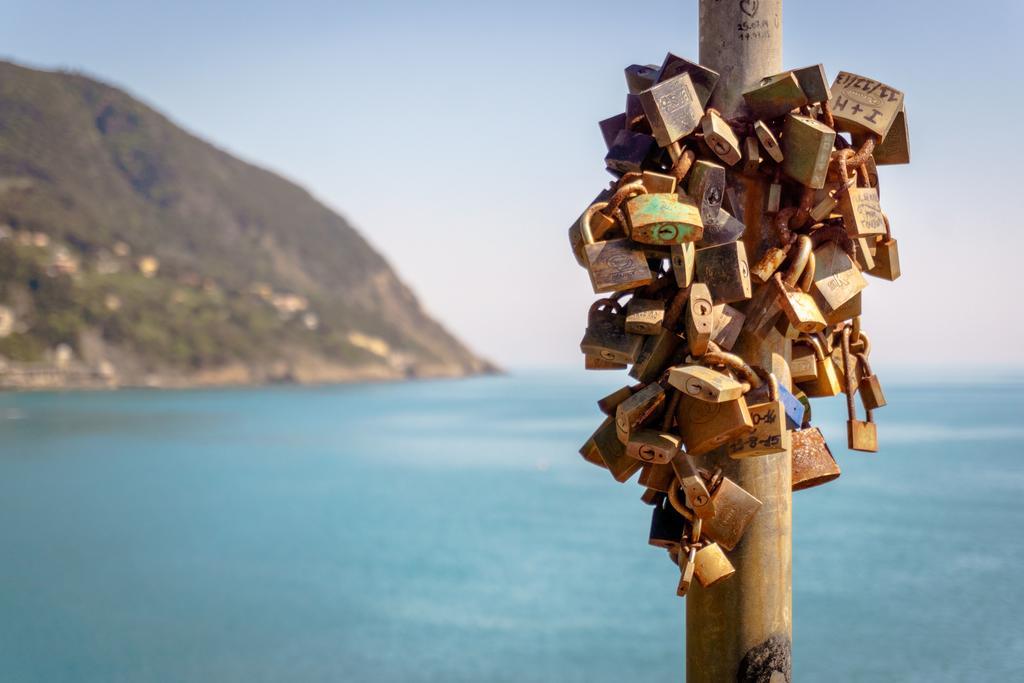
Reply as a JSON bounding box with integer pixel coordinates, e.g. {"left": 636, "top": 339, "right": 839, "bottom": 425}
{"left": 0, "top": 60, "right": 491, "bottom": 387}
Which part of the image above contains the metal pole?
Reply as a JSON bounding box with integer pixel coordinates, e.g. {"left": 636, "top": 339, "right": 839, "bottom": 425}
{"left": 688, "top": 2, "right": 791, "bottom": 682}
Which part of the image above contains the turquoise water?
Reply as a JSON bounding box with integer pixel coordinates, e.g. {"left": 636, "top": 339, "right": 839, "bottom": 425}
{"left": 0, "top": 373, "right": 1022, "bottom": 682}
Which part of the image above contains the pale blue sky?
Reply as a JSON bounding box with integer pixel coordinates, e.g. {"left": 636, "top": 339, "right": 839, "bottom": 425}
{"left": 2, "top": 1, "right": 1021, "bottom": 369}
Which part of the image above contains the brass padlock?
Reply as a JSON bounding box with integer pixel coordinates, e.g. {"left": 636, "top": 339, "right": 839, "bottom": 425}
{"left": 687, "top": 160, "right": 726, "bottom": 226}
{"left": 791, "top": 426, "right": 841, "bottom": 491}
{"left": 840, "top": 186, "right": 885, "bottom": 238}
{"left": 616, "top": 382, "right": 666, "bottom": 445}
{"left": 584, "top": 354, "right": 626, "bottom": 371}
{"left": 668, "top": 364, "right": 748, "bottom": 403}
{"left": 767, "top": 180, "right": 783, "bottom": 213}
{"left": 855, "top": 105, "right": 909, "bottom": 165}
{"left": 579, "top": 201, "right": 653, "bottom": 293}
{"left": 725, "top": 369, "right": 789, "bottom": 459}
{"left": 790, "top": 342, "right": 819, "bottom": 384}
{"left": 809, "top": 240, "right": 867, "bottom": 321}
{"left": 630, "top": 328, "right": 682, "bottom": 383}
{"left": 670, "top": 475, "right": 762, "bottom": 551}
{"left": 638, "top": 72, "right": 704, "bottom": 147}
{"left": 754, "top": 120, "right": 784, "bottom": 163}
{"left": 639, "top": 461, "right": 676, "bottom": 493}
{"left": 627, "top": 429, "right": 680, "bottom": 465}
{"left": 625, "top": 192, "right": 704, "bottom": 245}
{"left": 743, "top": 71, "right": 808, "bottom": 120}
{"left": 710, "top": 303, "right": 745, "bottom": 351}
{"left": 624, "top": 64, "right": 659, "bottom": 95}
{"left": 640, "top": 170, "right": 678, "bottom": 195}
{"left": 696, "top": 240, "right": 752, "bottom": 304}
{"left": 677, "top": 545, "right": 697, "bottom": 597}
{"left": 697, "top": 208, "right": 746, "bottom": 248}
{"left": 702, "top": 109, "right": 741, "bottom": 166}
{"left": 841, "top": 326, "right": 878, "bottom": 452}
{"left": 655, "top": 53, "right": 720, "bottom": 107}
{"left": 625, "top": 298, "right": 666, "bottom": 335}
{"left": 824, "top": 291, "right": 863, "bottom": 327}
{"left": 580, "top": 298, "right": 643, "bottom": 365}
{"left": 781, "top": 113, "right": 836, "bottom": 189}
{"left": 693, "top": 542, "right": 736, "bottom": 588}
{"left": 597, "top": 384, "right": 640, "bottom": 415}
{"left": 676, "top": 389, "right": 754, "bottom": 457}
{"left": 867, "top": 213, "right": 901, "bottom": 281}
{"left": 741, "top": 136, "right": 762, "bottom": 176}
{"left": 797, "top": 335, "right": 842, "bottom": 397}
{"left": 773, "top": 235, "right": 826, "bottom": 334}
{"left": 787, "top": 64, "right": 830, "bottom": 104}
{"left": 829, "top": 71, "right": 904, "bottom": 140}
{"left": 579, "top": 416, "right": 643, "bottom": 482}
{"left": 854, "top": 333, "right": 887, "bottom": 411}
{"left": 671, "top": 242, "right": 696, "bottom": 288}
{"left": 685, "top": 283, "right": 715, "bottom": 356}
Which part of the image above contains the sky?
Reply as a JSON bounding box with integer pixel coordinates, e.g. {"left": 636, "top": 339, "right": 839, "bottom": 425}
{"left": 2, "top": 0, "right": 1022, "bottom": 371}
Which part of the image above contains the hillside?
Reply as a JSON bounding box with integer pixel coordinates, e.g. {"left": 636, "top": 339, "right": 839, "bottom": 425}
{"left": 0, "top": 60, "right": 493, "bottom": 387}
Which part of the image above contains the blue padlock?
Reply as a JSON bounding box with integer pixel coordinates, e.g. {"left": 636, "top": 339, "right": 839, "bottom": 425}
{"left": 778, "top": 382, "right": 805, "bottom": 430}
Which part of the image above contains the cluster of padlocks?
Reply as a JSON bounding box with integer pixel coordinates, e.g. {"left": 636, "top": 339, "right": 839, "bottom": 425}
{"left": 570, "top": 53, "right": 907, "bottom": 597}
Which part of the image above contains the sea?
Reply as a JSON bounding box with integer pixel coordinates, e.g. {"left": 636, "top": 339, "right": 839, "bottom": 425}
{"left": 0, "top": 371, "right": 1022, "bottom": 682}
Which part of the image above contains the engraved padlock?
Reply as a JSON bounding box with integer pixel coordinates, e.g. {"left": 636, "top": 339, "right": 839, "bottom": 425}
{"left": 579, "top": 200, "right": 652, "bottom": 293}
{"left": 579, "top": 298, "right": 643, "bottom": 365}
{"left": 725, "top": 367, "right": 789, "bottom": 459}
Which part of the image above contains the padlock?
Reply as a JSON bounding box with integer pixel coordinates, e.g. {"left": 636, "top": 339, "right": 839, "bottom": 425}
{"left": 625, "top": 298, "right": 666, "bottom": 335}
{"left": 630, "top": 328, "right": 682, "bottom": 383}
{"left": 693, "top": 542, "right": 736, "bottom": 588}
{"left": 685, "top": 283, "right": 715, "bottom": 356}
{"left": 702, "top": 109, "right": 741, "bottom": 166}
{"left": 671, "top": 242, "right": 695, "bottom": 288}
{"left": 797, "top": 334, "right": 842, "bottom": 397}
{"left": 855, "top": 105, "right": 909, "bottom": 165}
{"left": 650, "top": 494, "right": 687, "bottom": 548}
{"left": 867, "top": 213, "right": 901, "bottom": 281}
{"left": 640, "top": 487, "right": 662, "bottom": 506}
{"left": 809, "top": 239, "right": 867, "bottom": 321}
{"left": 599, "top": 113, "right": 627, "bottom": 150}
{"left": 824, "top": 291, "right": 863, "bottom": 327}
{"left": 687, "top": 160, "right": 727, "bottom": 227}
{"left": 625, "top": 192, "right": 704, "bottom": 245}
{"left": 809, "top": 178, "right": 854, "bottom": 222}
{"left": 754, "top": 120, "right": 783, "bottom": 163}
{"left": 669, "top": 448, "right": 714, "bottom": 518}
{"left": 677, "top": 545, "right": 698, "bottom": 597}
{"left": 773, "top": 235, "right": 826, "bottom": 334}
{"left": 725, "top": 368, "right": 789, "bottom": 459}
{"left": 580, "top": 298, "right": 643, "bottom": 365}
{"left": 750, "top": 245, "right": 789, "bottom": 284}
{"left": 584, "top": 355, "right": 626, "bottom": 370}
{"left": 579, "top": 202, "right": 653, "bottom": 293}
{"left": 676, "top": 389, "right": 754, "bottom": 457}
{"left": 597, "top": 384, "right": 640, "bottom": 415}
{"left": 625, "top": 64, "right": 660, "bottom": 95}
{"left": 786, "top": 64, "right": 830, "bottom": 104}
{"left": 625, "top": 92, "right": 651, "bottom": 133}
{"left": 840, "top": 325, "right": 878, "bottom": 452}
{"left": 569, "top": 187, "right": 615, "bottom": 268}
{"left": 743, "top": 71, "right": 808, "bottom": 120}
{"left": 794, "top": 388, "right": 812, "bottom": 428}
{"left": 655, "top": 53, "right": 720, "bottom": 107}
{"left": 627, "top": 429, "right": 681, "bottom": 465}
{"left": 840, "top": 186, "right": 885, "bottom": 238}
{"left": 790, "top": 342, "right": 819, "bottom": 383}
{"left": 696, "top": 240, "right": 752, "bottom": 304}
{"left": 616, "top": 382, "right": 666, "bottom": 445}
{"left": 791, "top": 426, "right": 841, "bottom": 491}
{"left": 638, "top": 72, "right": 704, "bottom": 147}
{"left": 605, "top": 128, "right": 657, "bottom": 175}
{"left": 640, "top": 170, "right": 678, "bottom": 195}
{"left": 767, "top": 179, "right": 783, "bottom": 214}
{"left": 696, "top": 208, "right": 746, "bottom": 248}
{"left": 580, "top": 416, "right": 643, "bottom": 482}
{"left": 829, "top": 71, "right": 904, "bottom": 140}
{"left": 668, "top": 364, "right": 748, "bottom": 403}
{"left": 639, "top": 461, "right": 676, "bottom": 493}
{"left": 710, "top": 303, "right": 745, "bottom": 351}
{"left": 854, "top": 333, "right": 887, "bottom": 410}
{"left": 670, "top": 475, "right": 762, "bottom": 551}
{"left": 741, "top": 136, "right": 762, "bottom": 176}
{"left": 781, "top": 113, "right": 836, "bottom": 189}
